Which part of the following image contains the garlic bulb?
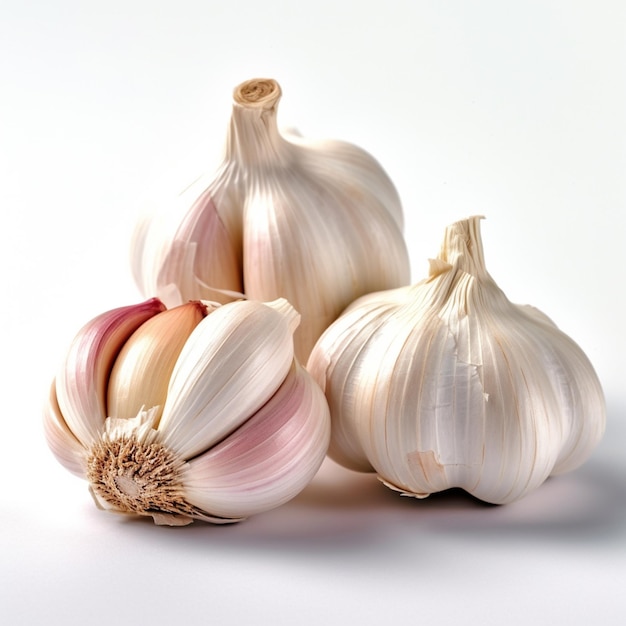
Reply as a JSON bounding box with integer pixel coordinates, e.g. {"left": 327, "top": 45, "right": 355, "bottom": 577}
{"left": 307, "top": 216, "right": 606, "bottom": 505}
{"left": 43, "top": 297, "right": 330, "bottom": 525}
{"left": 131, "top": 77, "right": 411, "bottom": 362}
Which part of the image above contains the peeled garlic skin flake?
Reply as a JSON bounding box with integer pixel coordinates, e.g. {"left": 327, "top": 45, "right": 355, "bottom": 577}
{"left": 307, "top": 216, "right": 606, "bottom": 505}
{"left": 43, "top": 297, "right": 330, "bottom": 525}
{"left": 131, "top": 78, "right": 411, "bottom": 363}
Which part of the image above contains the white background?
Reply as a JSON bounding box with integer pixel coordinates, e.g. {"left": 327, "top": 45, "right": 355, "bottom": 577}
{"left": 1, "top": 1, "right": 624, "bottom": 624}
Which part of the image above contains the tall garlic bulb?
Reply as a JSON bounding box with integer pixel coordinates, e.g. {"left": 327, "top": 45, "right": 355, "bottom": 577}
{"left": 307, "top": 216, "right": 606, "bottom": 505}
{"left": 44, "top": 297, "right": 330, "bottom": 525}
{"left": 131, "top": 77, "right": 411, "bottom": 362}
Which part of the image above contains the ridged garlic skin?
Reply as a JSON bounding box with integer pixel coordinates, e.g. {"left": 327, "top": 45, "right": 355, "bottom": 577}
{"left": 131, "top": 78, "right": 411, "bottom": 362}
{"left": 43, "top": 297, "right": 330, "bottom": 525}
{"left": 307, "top": 216, "right": 606, "bottom": 505}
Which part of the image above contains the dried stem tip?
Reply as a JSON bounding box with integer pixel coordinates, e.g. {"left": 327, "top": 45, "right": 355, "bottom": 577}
{"left": 233, "top": 78, "right": 281, "bottom": 109}
{"left": 86, "top": 437, "right": 197, "bottom": 519}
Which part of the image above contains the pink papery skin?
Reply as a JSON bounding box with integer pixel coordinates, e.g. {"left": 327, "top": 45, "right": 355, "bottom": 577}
{"left": 54, "top": 298, "right": 166, "bottom": 448}
{"left": 184, "top": 362, "right": 330, "bottom": 518}
{"left": 158, "top": 191, "right": 242, "bottom": 304}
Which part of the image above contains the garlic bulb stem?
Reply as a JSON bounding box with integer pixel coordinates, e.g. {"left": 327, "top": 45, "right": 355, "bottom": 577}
{"left": 439, "top": 214, "right": 488, "bottom": 277}
{"left": 226, "top": 78, "right": 289, "bottom": 167}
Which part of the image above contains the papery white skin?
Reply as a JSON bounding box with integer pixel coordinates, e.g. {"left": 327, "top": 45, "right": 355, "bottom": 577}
{"left": 307, "top": 216, "right": 606, "bottom": 505}
{"left": 131, "top": 78, "right": 411, "bottom": 362}
{"left": 184, "top": 361, "right": 330, "bottom": 518}
{"left": 43, "top": 297, "right": 330, "bottom": 525}
{"left": 158, "top": 298, "right": 300, "bottom": 459}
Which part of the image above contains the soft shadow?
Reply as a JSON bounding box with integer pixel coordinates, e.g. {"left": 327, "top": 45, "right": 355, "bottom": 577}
{"left": 111, "top": 402, "right": 626, "bottom": 552}
{"left": 109, "top": 454, "right": 625, "bottom": 557}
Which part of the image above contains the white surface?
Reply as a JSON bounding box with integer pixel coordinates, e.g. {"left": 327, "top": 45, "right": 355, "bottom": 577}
{"left": 1, "top": 1, "right": 624, "bottom": 624}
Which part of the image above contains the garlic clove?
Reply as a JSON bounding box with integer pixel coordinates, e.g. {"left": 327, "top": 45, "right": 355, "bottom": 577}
{"left": 43, "top": 380, "right": 86, "bottom": 477}
{"left": 55, "top": 298, "right": 166, "bottom": 447}
{"left": 306, "top": 302, "right": 394, "bottom": 473}
{"left": 158, "top": 298, "right": 300, "bottom": 459}
{"left": 184, "top": 361, "right": 331, "bottom": 518}
{"left": 106, "top": 300, "right": 212, "bottom": 423}
{"left": 286, "top": 133, "right": 405, "bottom": 232}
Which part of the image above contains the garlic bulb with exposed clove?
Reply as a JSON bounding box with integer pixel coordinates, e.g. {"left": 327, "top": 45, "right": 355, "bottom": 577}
{"left": 307, "top": 216, "right": 606, "bottom": 505}
{"left": 131, "top": 77, "right": 411, "bottom": 362}
{"left": 44, "top": 297, "right": 330, "bottom": 525}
